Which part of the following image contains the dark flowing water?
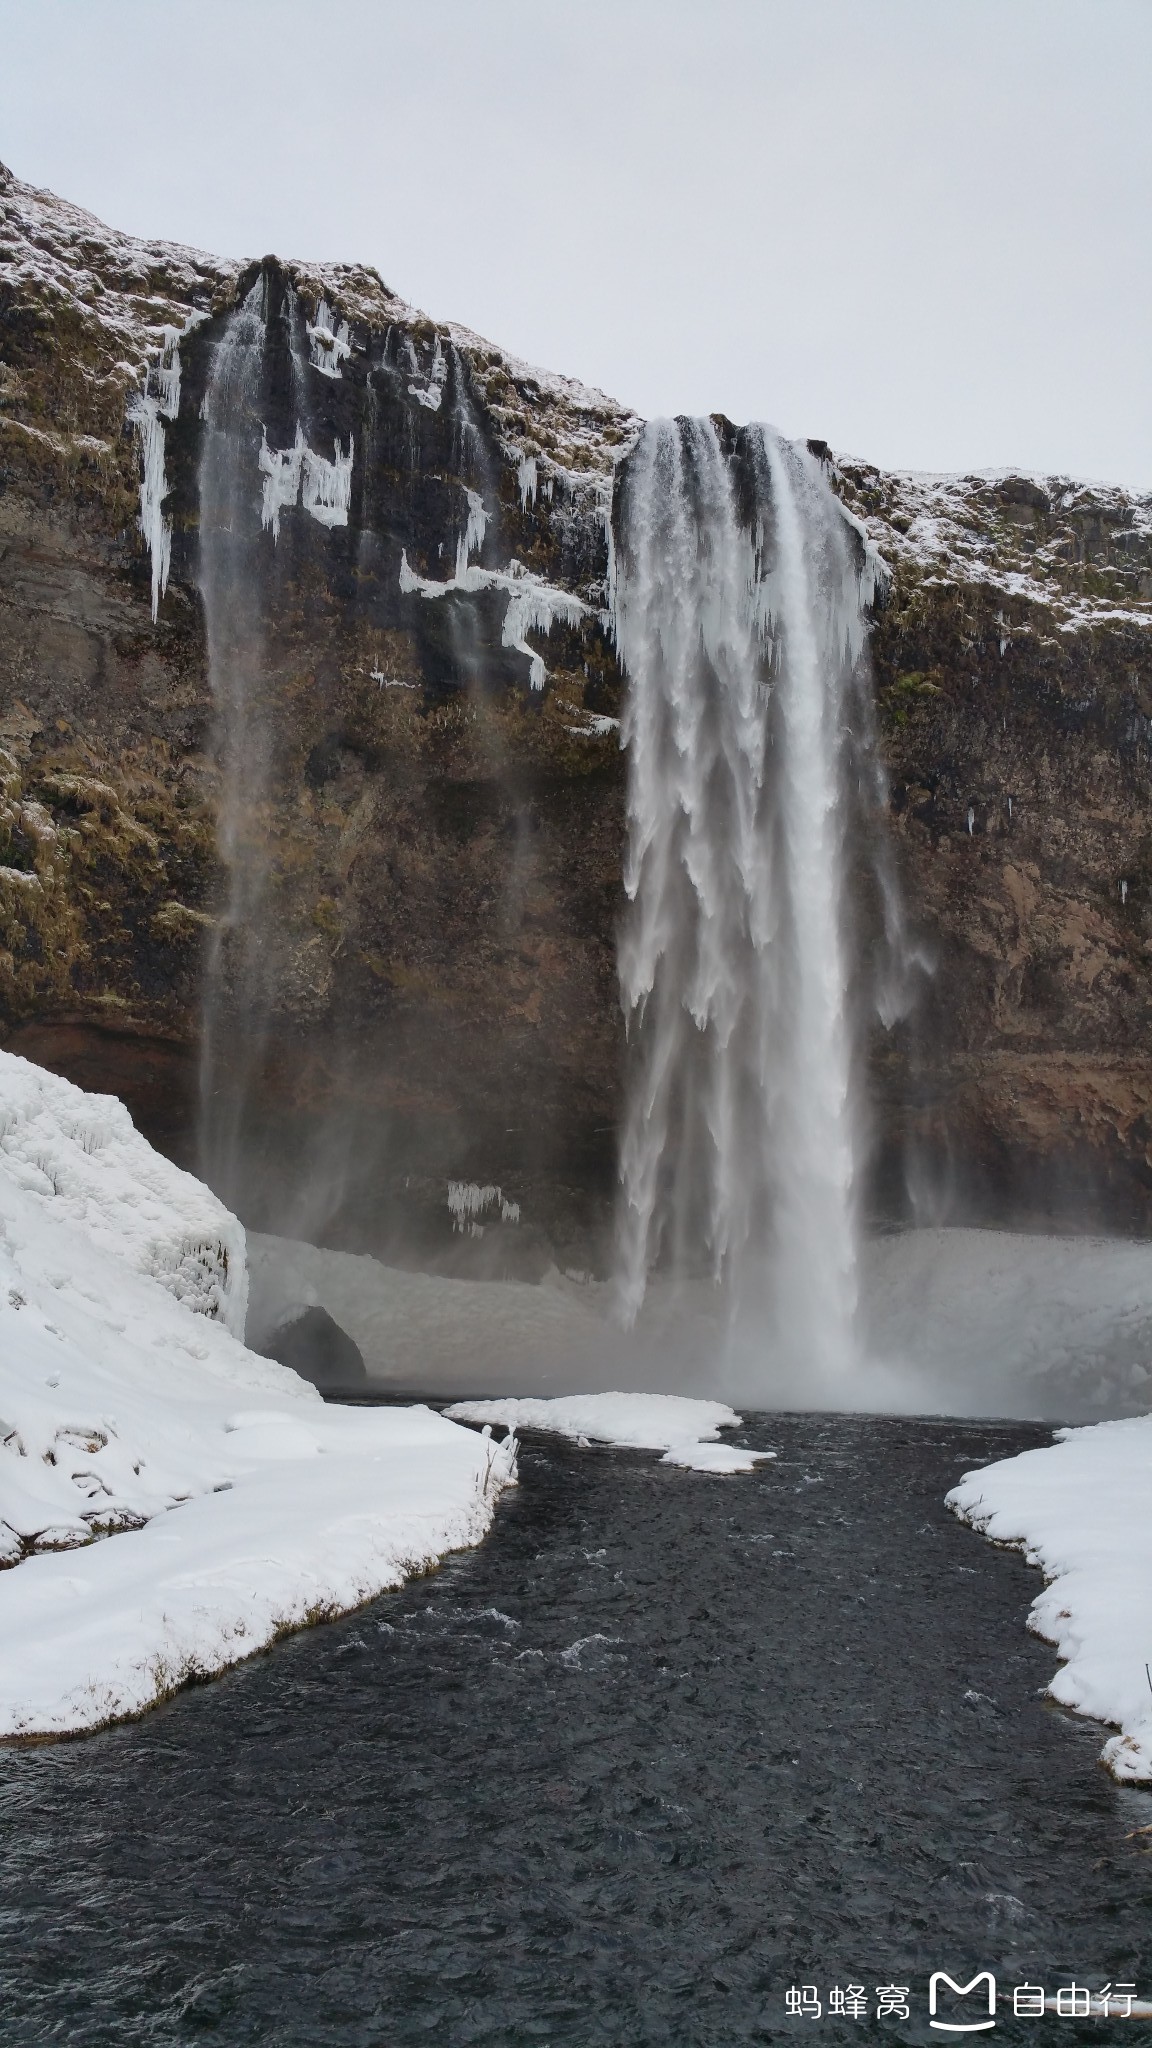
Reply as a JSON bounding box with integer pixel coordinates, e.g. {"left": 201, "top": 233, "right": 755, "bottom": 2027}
{"left": 1, "top": 1415, "right": 1150, "bottom": 2046}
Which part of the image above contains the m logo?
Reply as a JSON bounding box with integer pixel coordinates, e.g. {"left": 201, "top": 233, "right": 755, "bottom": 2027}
{"left": 929, "top": 1972, "right": 997, "bottom": 2033}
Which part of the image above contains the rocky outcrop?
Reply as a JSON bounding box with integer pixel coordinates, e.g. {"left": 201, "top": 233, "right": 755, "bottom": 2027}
{"left": 2, "top": 163, "right": 1151, "bottom": 1259}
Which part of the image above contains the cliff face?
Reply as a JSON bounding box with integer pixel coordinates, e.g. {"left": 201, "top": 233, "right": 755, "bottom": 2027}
{"left": 847, "top": 464, "right": 1152, "bottom": 1227}
{"left": 2, "top": 164, "right": 1151, "bottom": 1263}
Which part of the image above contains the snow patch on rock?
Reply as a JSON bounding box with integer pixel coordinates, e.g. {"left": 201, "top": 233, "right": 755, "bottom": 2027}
{"left": 834, "top": 456, "right": 1152, "bottom": 635}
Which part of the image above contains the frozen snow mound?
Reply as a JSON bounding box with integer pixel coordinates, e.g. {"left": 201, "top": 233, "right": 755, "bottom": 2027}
{"left": 0, "top": 1056, "right": 517, "bottom": 1736}
{"left": 0, "top": 1050, "right": 246, "bottom": 1335}
{"left": 447, "top": 1393, "right": 776, "bottom": 1474}
{"left": 948, "top": 1415, "right": 1152, "bottom": 1783}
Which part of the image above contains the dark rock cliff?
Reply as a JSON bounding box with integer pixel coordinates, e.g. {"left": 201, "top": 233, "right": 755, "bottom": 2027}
{"left": 2, "top": 164, "right": 1151, "bottom": 1263}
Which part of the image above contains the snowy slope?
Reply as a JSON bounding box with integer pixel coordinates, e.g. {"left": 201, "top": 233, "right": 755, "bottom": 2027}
{"left": 948, "top": 1418, "right": 1152, "bottom": 1783}
{"left": 0, "top": 1052, "right": 516, "bottom": 1736}
{"left": 0, "top": 1051, "right": 247, "bottom": 1333}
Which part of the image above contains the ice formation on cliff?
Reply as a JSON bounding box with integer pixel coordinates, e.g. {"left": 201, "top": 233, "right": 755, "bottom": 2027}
{"left": 259, "top": 424, "right": 354, "bottom": 537}
{"left": 306, "top": 297, "right": 352, "bottom": 379}
{"left": 128, "top": 317, "right": 207, "bottom": 621}
{"left": 399, "top": 549, "right": 587, "bottom": 692}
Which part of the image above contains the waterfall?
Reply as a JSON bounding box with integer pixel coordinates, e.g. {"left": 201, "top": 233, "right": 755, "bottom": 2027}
{"left": 197, "top": 282, "right": 270, "bottom": 1201}
{"left": 614, "top": 417, "right": 885, "bottom": 1386}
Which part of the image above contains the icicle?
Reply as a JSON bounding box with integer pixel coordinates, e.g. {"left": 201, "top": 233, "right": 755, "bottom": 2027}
{"left": 128, "top": 321, "right": 199, "bottom": 621}
{"left": 517, "top": 456, "right": 538, "bottom": 510}
{"left": 306, "top": 298, "right": 352, "bottom": 379}
{"left": 301, "top": 436, "right": 353, "bottom": 527}
{"left": 259, "top": 426, "right": 304, "bottom": 539}
{"left": 399, "top": 550, "right": 584, "bottom": 693}
{"left": 260, "top": 424, "right": 353, "bottom": 536}
{"left": 454, "top": 487, "right": 490, "bottom": 578}
{"left": 408, "top": 335, "right": 447, "bottom": 411}
{"left": 446, "top": 1182, "right": 520, "bottom": 1231}
{"left": 967, "top": 806, "right": 975, "bottom": 835}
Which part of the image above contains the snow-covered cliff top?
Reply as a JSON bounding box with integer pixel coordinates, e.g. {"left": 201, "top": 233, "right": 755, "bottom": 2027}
{"left": 2, "top": 159, "right": 1148, "bottom": 624}
{"left": 834, "top": 453, "right": 1152, "bottom": 634}
{"left": 0, "top": 162, "right": 639, "bottom": 483}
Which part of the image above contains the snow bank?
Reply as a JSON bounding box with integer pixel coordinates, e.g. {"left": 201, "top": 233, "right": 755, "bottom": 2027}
{"left": 0, "top": 1392, "right": 515, "bottom": 1738}
{"left": 446, "top": 1393, "right": 775, "bottom": 1474}
{"left": 0, "top": 1056, "right": 516, "bottom": 1736}
{"left": 948, "top": 1416, "right": 1152, "bottom": 1783}
{"left": 0, "top": 1050, "right": 246, "bottom": 1334}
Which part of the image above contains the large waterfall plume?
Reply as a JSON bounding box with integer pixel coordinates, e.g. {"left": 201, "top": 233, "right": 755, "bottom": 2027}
{"left": 614, "top": 418, "right": 891, "bottom": 1388}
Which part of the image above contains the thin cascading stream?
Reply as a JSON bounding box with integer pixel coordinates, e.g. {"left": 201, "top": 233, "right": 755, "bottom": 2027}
{"left": 614, "top": 418, "right": 883, "bottom": 1384}
{"left": 194, "top": 283, "right": 508, "bottom": 1234}
{"left": 197, "top": 282, "right": 271, "bottom": 1201}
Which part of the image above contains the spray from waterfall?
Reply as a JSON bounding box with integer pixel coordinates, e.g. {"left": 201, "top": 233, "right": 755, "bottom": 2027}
{"left": 613, "top": 418, "right": 892, "bottom": 1386}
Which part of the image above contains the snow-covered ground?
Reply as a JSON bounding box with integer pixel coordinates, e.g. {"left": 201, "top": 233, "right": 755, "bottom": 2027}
{"left": 0, "top": 1053, "right": 516, "bottom": 1737}
{"left": 949, "top": 1417, "right": 1152, "bottom": 1783}
{"left": 446, "top": 1394, "right": 776, "bottom": 1473}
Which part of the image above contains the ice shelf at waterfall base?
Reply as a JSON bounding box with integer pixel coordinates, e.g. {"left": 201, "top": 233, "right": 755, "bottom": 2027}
{"left": 447, "top": 1394, "right": 778, "bottom": 1473}
{"left": 0, "top": 1051, "right": 517, "bottom": 1738}
{"left": 612, "top": 418, "right": 900, "bottom": 1391}
{"left": 949, "top": 1421, "right": 1152, "bottom": 1783}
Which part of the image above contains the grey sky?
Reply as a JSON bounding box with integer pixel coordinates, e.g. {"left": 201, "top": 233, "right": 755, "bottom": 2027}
{"left": 1, "top": 0, "right": 1148, "bottom": 487}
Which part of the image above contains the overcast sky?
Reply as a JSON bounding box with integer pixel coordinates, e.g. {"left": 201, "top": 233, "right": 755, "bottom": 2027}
{"left": 1, "top": 0, "right": 1148, "bottom": 487}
